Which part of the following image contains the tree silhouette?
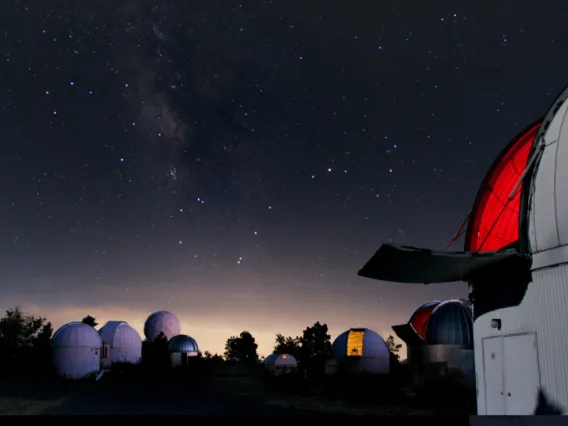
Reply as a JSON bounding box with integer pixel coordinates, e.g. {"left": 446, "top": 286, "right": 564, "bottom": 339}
{"left": 141, "top": 331, "right": 170, "bottom": 369}
{"left": 203, "top": 350, "right": 212, "bottom": 359}
{"left": 298, "top": 321, "right": 332, "bottom": 369}
{"left": 273, "top": 333, "right": 301, "bottom": 357}
{"left": 82, "top": 315, "right": 98, "bottom": 328}
{"left": 386, "top": 335, "right": 402, "bottom": 360}
{"left": 224, "top": 331, "right": 259, "bottom": 363}
{"left": 0, "top": 307, "right": 53, "bottom": 374}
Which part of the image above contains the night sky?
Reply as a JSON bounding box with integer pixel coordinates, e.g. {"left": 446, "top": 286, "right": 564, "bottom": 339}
{"left": 2, "top": 1, "right": 568, "bottom": 357}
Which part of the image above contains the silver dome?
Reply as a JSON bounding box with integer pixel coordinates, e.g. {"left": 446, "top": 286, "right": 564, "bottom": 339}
{"left": 425, "top": 299, "right": 473, "bottom": 348}
{"left": 167, "top": 334, "right": 199, "bottom": 353}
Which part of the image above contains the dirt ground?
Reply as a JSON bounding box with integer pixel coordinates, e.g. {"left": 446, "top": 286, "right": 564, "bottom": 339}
{"left": 0, "top": 370, "right": 470, "bottom": 416}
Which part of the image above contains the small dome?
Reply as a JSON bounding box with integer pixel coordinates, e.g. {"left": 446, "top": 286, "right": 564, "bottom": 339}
{"left": 143, "top": 310, "right": 181, "bottom": 341}
{"left": 332, "top": 328, "right": 390, "bottom": 359}
{"left": 52, "top": 322, "right": 102, "bottom": 348}
{"left": 425, "top": 300, "right": 473, "bottom": 348}
{"left": 168, "top": 334, "right": 199, "bottom": 353}
{"left": 263, "top": 353, "right": 297, "bottom": 366}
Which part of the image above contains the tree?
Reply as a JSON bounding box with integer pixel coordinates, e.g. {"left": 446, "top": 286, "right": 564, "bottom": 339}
{"left": 82, "top": 315, "right": 98, "bottom": 328}
{"left": 203, "top": 350, "right": 212, "bottom": 359}
{"left": 141, "top": 331, "right": 170, "bottom": 369}
{"left": 386, "top": 335, "right": 402, "bottom": 361}
{"left": 0, "top": 307, "right": 53, "bottom": 373}
{"left": 273, "top": 333, "right": 301, "bottom": 357}
{"left": 224, "top": 331, "right": 259, "bottom": 363}
{"left": 297, "top": 321, "right": 332, "bottom": 368}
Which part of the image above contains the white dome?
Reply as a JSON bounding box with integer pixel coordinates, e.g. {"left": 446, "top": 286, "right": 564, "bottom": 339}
{"left": 51, "top": 322, "right": 102, "bottom": 380}
{"left": 528, "top": 85, "right": 568, "bottom": 269}
{"left": 263, "top": 353, "right": 297, "bottom": 367}
{"left": 143, "top": 310, "right": 181, "bottom": 341}
{"left": 98, "top": 321, "right": 142, "bottom": 364}
{"left": 52, "top": 322, "right": 102, "bottom": 347}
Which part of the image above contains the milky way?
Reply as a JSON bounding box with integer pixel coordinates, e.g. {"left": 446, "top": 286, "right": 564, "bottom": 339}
{"left": 1, "top": 1, "right": 568, "bottom": 356}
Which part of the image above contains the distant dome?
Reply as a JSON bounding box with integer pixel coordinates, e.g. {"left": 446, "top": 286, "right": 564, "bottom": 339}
{"left": 168, "top": 334, "right": 199, "bottom": 353}
{"left": 425, "top": 300, "right": 473, "bottom": 348}
{"left": 263, "top": 353, "right": 297, "bottom": 367}
{"left": 52, "top": 322, "right": 102, "bottom": 348}
{"left": 144, "top": 310, "right": 181, "bottom": 341}
{"left": 409, "top": 300, "right": 441, "bottom": 340}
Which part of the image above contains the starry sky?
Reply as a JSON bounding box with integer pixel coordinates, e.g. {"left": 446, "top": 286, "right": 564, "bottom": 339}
{"left": 2, "top": 1, "right": 568, "bottom": 357}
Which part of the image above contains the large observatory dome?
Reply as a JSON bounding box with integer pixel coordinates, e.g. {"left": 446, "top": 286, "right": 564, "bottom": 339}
{"left": 332, "top": 328, "right": 390, "bottom": 374}
{"left": 465, "top": 121, "right": 541, "bottom": 252}
{"left": 144, "top": 310, "right": 181, "bottom": 341}
{"left": 167, "top": 334, "right": 199, "bottom": 353}
{"left": 52, "top": 321, "right": 102, "bottom": 348}
{"left": 51, "top": 322, "right": 102, "bottom": 380}
{"left": 425, "top": 299, "right": 473, "bottom": 348}
{"left": 523, "top": 85, "right": 568, "bottom": 269}
{"left": 332, "top": 328, "right": 389, "bottom": 359}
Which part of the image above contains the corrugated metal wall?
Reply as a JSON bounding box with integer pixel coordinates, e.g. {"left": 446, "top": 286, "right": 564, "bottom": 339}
{"left": 474, "top": 264, "right": 568, "bottom": 414}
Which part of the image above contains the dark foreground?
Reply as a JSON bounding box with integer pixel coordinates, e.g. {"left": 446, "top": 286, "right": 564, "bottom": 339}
{"left": 0, "top": 367, "right": 473, "bottom": 416}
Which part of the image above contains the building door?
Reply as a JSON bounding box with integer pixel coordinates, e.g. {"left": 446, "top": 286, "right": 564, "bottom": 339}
{"left": 502, "top": 333, "right": 540, "bottom": 415}
{"left": 482, "top": 336, "right": 505, "bottom": 415}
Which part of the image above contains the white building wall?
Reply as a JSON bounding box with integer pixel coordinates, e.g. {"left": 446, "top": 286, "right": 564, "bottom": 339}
{"left": 528, "top": 96, "right": 568, "bottom": 268}
{"left": 474, "top": 264, "right": 568, "bottom": 414}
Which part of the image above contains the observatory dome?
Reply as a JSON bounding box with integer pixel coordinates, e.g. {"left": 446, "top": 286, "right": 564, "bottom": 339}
{"left": 168, "top": 334, "right": 199, "bottom": 353}
{"left": 425, "top": 299, "right": 473, "bottom": 348}
{"left": 332, "top": 328, "right": 390, "bottom": 374}
{"left": 332, "top": 328, "right": 389, "bottom": 359}
{"left": 144, "top": 310, "right": 181, "bottom": 341}
{"left": 465, "top": 121, "right": 541, "bottom": 252}
{"left": 52, "top": 321, "right": 102, "bottom": 348}
{"left": 98, "top": 321, "right": 142, "bottom": 364}
{"left": 392, "top": 300, "right": 440, "bottom": 346}
{"left": 525, "top": 85, "right": 568, "bottom": 269}
{"left": 408, "top": 300, "right": 441, "bottom": 340}
{"left": 263, "top": 353, "right": 298, "bottom": 367}
{"left": 51, "top": 322, "right": 102, "bottom": 380}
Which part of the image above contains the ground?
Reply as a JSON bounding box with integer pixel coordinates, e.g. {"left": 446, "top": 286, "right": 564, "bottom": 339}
{"left": 0, "top": 367, "right": 472, "bottom": 416}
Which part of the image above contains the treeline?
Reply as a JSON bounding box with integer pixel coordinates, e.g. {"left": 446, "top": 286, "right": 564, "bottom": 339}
{"left": 0, "top": 307, "right": 403, "bottom": 377}
{"left": 0, "top": 307, "right": 53, "bottom": 377}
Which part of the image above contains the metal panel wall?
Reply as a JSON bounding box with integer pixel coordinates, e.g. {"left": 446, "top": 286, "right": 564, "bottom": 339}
{"left": 474, "top": 264, "right": 568, "bottom": 414}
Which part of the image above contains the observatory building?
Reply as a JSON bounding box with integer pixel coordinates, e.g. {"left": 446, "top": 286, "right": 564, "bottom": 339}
{"left": 143, "top": 310, "right": 181, "bottom": 341}
{"left": 51, "top": 322, "right": 102, "bottom": 380}
{"left": 331, "top": 328, "right": 390, "bottom": 375}
{"left": 357, "top": 84, "right": 568, "bottom": 415}
{"left": 392, "top": 300, "right": 441, "bottom": 346}
{"left": 263, "top": 353, "right": 298, "bottom": 376}
{"left": 98, "top": 321, "right": 142, "bottom": 367}
{"left": 393, "top": 299, "right": 474, "bottom": 389}
{"left": 167, "top": 334, "right": 199, "bottom": 367}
